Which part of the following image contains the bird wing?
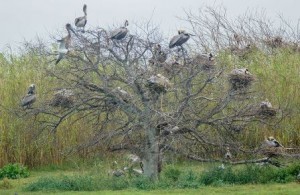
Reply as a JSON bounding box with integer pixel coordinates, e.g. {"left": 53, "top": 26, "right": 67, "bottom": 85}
{"left": 169, "top": 35, "right": 181, "bottom": 48}
{"left": 110, "top": 28, "right": 127, "bottom": 39}
{"left": 21, "top": 94, "right": 36, "bottom": 106}
{"left": 75, "top": 16, "right": 87, "bottom": 27}
{"left": 58, "top": 40, "right": 67, "bottom": 50}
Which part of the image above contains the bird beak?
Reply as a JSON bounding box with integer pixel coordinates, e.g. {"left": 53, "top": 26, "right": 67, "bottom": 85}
{"left": 189, "top": 33, "right": 196, "bottom": 36}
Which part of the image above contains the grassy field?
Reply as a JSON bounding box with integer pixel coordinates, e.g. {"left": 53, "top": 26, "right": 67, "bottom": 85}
{"left": 0, "top": 161, "right": 299, "bottom": 195}
{"left": 1, "top": 169, "right": 299, "bottom": 195}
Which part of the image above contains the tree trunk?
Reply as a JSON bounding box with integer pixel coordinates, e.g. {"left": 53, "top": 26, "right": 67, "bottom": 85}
{"left": 142, "top": 103, "right": 160, "bottom": 180}
{"left": 143, "top": 126, "right": 160, "bottom": 180}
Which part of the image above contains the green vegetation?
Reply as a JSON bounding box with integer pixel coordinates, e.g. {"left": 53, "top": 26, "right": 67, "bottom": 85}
{"left": 0, "top": 163, "right": 29, "bottom": 179}
{"left": 0, "top": 46, "right": 299, "bottom": 167}
{"left": 23, "top": 163, "right": 300, "bottom": 192}
{"left": 0, "top": 162, "right": 299, "bottom": 194}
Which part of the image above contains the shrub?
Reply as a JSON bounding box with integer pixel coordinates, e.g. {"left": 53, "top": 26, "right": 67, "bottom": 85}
{"left": 132, "top": 176, "right": 155, "bottom": 190}
{"left": 177, "top": 170, "right": 201, "bottom": 188}
{"left": 0, "top": 163, "right": 30, "bottom": 179}
{"left": 25, "top": 175, "right": 98, "bottom": 191}
{"left": 164, "top": 167, "right": 181, "bottom": 182}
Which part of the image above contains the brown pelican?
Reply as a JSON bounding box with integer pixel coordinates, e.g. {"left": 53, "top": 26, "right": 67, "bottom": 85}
{"left": 74, "top": 4, "right": 87, "bottom": 32}
{"left": 260, "top": 99, "right": 272, "bottom": 110}
{"left": 224, "top": 147, "right": 232, "bottom": 160}
{"left": 110, "top": 20, "right": 129, "bottom": 40}
{"left": 265, "top": 136, "right": 284, "bottom": 148}
{"left": 21, "top": 84, "right": 36, "bottom": 108}
{"left": 230, "top": 68, "right": 251, "bottom": 75}
{"left": 169, "top": 30, "right": 194, "bottom": 48}
{"left": 56, "top": 24, "right": 74, "bottom": 64}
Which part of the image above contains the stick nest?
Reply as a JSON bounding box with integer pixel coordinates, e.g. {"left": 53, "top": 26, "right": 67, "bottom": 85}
{"left": 50, "top": 89, "right": 75, "bottom": 108}
{"left": 228, "top": 68, "right": 255, "bottom": 90}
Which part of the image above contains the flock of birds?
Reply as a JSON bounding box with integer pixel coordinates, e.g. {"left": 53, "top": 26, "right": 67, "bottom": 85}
{"left": 53, "top": 4, "right": 194, "bottom": 65}
{"left": 19, "top": 5, "right": 287, "bottom": 169}
{"left": 21, "top": 4, "right": 195, "bottom": 110}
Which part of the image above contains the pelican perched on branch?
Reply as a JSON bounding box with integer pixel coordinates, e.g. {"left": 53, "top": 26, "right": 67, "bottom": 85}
{"left": 56, "top": 24, "right": 74, "bottom": 65}
{"left": 110, "top": 20, "right": 129, "bottom": 40}
{"left": 169, "top": 30, "right": 194, "bottom": 48}
{"left": 75, "top": 4, "right": 87, "bottom": 32}
{"left": 21, "top": 84, "right": 36, "bottom": 108}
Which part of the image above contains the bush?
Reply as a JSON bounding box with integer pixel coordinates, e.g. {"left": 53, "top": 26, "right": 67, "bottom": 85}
{"left": 25, "top": 175, "right": 98, "bottom": 191}
{"left": 132, "top": 176, "right": 155, "bottom": 190}
{"left": 164, "top": 167, "right": 181, "bottom": 182}
{"left": 177, "top": 170, "right": 201, "bottom": 188}
{"left": 0, "top": 163, "right": 30, "bottom": 179}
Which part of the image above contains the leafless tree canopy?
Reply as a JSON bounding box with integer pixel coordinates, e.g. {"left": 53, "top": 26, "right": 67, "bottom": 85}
{"left": 22, "top": 6, "right": 300, "bottom": 179}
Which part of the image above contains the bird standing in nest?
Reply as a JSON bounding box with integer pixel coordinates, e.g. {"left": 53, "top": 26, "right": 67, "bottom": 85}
{"left": 265, "top": 136, "right": 284, "bottom": 148}
{"left": 21, "top": 84, "right": 36, "bottom": 109}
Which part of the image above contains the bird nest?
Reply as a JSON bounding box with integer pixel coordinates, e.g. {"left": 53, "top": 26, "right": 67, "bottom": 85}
{"left": 260, "top": 147, "right": 284, "bottom": 158}
{"left": 257, "top": 100, "right": 277, "bottom": 117}
{"left": 146, "top": 74, "right": 172, "bottom": 94}
{"left": 50, "top": 89, "right": 75, "bottom": 108}
{"left": 228, "top": 68, "right": 255, "bottom": 90}
{"left": 191, "top": 53, "right": 215, "bottom": 71}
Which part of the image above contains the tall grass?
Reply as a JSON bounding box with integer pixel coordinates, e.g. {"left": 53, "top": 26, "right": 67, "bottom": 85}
{"left": 0, "top": 45, "right": 300, "bottom": 167}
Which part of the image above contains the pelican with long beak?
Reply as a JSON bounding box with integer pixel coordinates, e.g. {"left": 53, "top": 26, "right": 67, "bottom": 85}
{"left": 56, "top": 24, "right": 75, "bottom": 65}
{"left": 21, "top": 84, "right": 36, "bottom": 108}
{"left": 110, "top": 20, "right": 129, "bottom": 40}
{"left": 75, "top": 4, "right": 87, "bottom": 32}
{"left": 169, "top": 30, "right": 194, "bottom": 48}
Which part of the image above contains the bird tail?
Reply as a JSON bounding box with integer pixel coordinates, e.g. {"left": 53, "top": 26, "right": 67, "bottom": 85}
{"left": 55, "top": 58, "right": 62, "bottom": 65}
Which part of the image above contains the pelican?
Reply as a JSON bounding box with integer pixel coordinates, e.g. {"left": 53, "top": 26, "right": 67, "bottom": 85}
{"left": 152, "top": 44, "right": 167, "bottom": 63}
{"left": 110, "top": 20, "right": 129, "bottom": 40}
{"left": 74, "top": 4, "right": 87, "bottom": 32}
{"left": 21, "top": 84, "right": 36, "bottom": 108}
{"left": 260, "top": 99, "right": 272, "bottom": 110}
{"left": 56, "top": 24, "right": 74, "bottom": 65}
{"left": 224, "top": 147, "right": 232, "bottom": 160}
{"left": 265, "top": 136, "right": 284, "bottom": 148}
{"left": 231, "top": 68, "right": 251, "bottom": 75}
{"left": 169, "top": 30, "right": 194, "bottom": 48}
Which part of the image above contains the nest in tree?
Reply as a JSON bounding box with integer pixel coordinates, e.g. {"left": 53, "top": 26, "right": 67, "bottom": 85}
{"left": 228, "top": 68, "right": 255, "bottom": 90}
{"left": 260, "top": 147, "right": 284, "bottom": 158}
{"left": 191, "top": 53, "right": 215, "bottom": 70}
{"left": 265, "top": 36, "right": 283, "bottom": 48}
{"left": 146, "top": 74, "right": 172, "bottom": 93}
{"left": 50, "top": 89, "right": 75, "bottom": 108}
{"left": 257, "top": 100, "right": 277, "bottom": 117}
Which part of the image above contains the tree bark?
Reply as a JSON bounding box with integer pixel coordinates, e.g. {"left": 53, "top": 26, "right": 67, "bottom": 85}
{"left": 142, "top": 105, "right": 160, "bottom": 180}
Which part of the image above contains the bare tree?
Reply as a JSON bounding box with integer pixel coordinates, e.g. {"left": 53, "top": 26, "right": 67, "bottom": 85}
{"left": 24, "top": 14, "right": 287, "bottom": 180}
